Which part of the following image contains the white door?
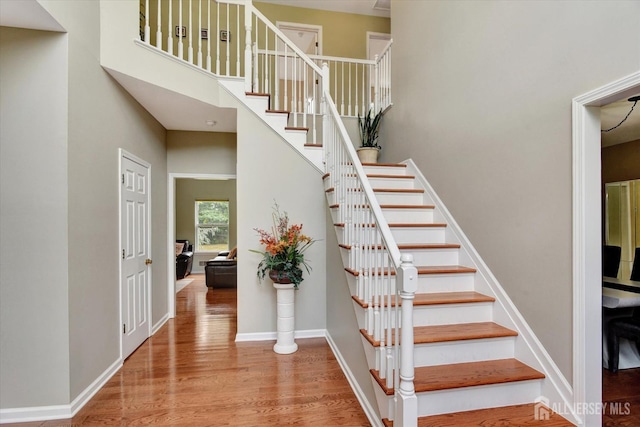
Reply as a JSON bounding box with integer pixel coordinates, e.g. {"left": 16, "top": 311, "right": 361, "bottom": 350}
{"left": 120, "top": 152, "right": 151, "bottom": 359}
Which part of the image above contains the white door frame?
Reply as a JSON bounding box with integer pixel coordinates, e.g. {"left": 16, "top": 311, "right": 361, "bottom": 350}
{"left": 167, "top": 172, "right": 237, "bottom": 318}
{"left": 276, "top": 21, "right": 322, "bottom": 56}
{"left": 366, "top": 31, "right": 391, "bottom": 61}
{"left": 572, "top": 70, "right": 640, "bottom": 426}
{"left": 119, "top": 149, "right": 152, "bottom": 359}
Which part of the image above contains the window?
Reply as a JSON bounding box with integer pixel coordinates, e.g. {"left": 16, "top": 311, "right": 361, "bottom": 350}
{"left": 195, "top": 200, "right": 229, "bottom": 252}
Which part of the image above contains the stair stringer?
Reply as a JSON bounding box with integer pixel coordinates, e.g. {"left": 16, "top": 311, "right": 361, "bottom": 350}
{"left": 402, "top": 158, "right": 580, "bottom": 425}
{"left": 218, "top": 79, "right": 324, "bottom": 171}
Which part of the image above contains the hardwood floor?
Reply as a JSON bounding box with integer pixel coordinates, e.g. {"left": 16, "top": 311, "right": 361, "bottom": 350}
{"left": 602, "top": 367, "right": 640, "bottom": 426}
{"left": 9, "top": 273, "right": 638, "bottom": 426}
{"left": 7, "top": 274, "right": 369, "bottom": 426}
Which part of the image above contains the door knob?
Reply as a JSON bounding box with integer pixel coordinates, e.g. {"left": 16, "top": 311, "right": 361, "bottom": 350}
{"left": 145, "top": 259, "right": 153, "bottom": 265}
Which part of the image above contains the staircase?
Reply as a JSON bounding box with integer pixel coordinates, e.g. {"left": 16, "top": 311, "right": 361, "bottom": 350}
{"left": 124, "top": 1, "right": 578, "bottom": 425}
{"left": 323, "top": 162, "right": 575, "bottom": 426}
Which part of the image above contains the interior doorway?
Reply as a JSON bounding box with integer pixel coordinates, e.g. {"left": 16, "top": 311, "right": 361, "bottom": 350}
{"left": 167, "top": 173, "right": 236, "bottom": 318}
{"left": 572, "top": 71, "right": 640, "bottom": 426}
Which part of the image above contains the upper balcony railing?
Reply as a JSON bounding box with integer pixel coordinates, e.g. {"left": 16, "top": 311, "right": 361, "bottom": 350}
{"left": 139, "top": 0, "right": 392, "bottom": 119}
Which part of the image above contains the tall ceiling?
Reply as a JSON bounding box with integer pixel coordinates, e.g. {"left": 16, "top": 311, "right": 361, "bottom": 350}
{"left": 601, "top": 95, "right": 640, "bottom": 147}
{"left": 258, "top": 0, "right": 390, "bottom": 17}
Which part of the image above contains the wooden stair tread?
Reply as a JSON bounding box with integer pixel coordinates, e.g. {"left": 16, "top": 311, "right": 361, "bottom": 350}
{"left": 285, "top": 126, "right": 309, "bottom": 131}
{"left": 414, "top": 322, "right": 518, "bottom": 343}
{"left": 398, "top": 243, "right": 461, "bottom": 249}
{"left": 373, "top": 187, "right": 424, "bottom": 193}
{"left": 339, "top": 243, "right": 461, "bottom": 250}
{"left": 304, "top": 143, "right": 322, "bottom": 148}
{"left": 382, "top": 403, "right": 574, "bottom": 426}
{"left": 345, "top": 265, "right": 475, "bottom": 277}
{"left": 360, "top": 322, "right": 516, "bottom": 347}
{"left": 334, "top": 222, "right": 448, "bottom": 228}
{"left": 362, "top": 163, "right": 407, "bottom": 167}
{"left": 245, "top": 92, "right": 269, "bottom": 97}
{"left": 371, "top": 359, "right": 545, "bottom": 395}
{"left": 367, "top": 174, "right": 416, "bottom": 179}
{"left": 352, "top": 291, "right": 494, "bottom": 309}
{"left": 389, "top": 222, "right": 446, "bottom": 227}
{"left": 380, "top": 204, "right": 435, "bottom": 209}
{"left": 265, "top": 109, "right": 288, "bottom": 114}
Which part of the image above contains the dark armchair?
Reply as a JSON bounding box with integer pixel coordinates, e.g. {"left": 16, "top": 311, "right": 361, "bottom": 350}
{"left": 176, "top": 240, "right": 194, "bottom": 280}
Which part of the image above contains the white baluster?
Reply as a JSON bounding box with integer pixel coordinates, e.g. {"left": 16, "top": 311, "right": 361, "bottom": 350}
{"left": 225, "top": 4, "right": 230, "bottom": 75}
{"left": 215, "top": 1, "right": 220, "bottom": 74}
{"left": 340, "top": 61, "right": 345, "bottom": 115}
{"left": 188, "top": 0, "right": 193, "bottom": 63}
{"left": 348, "top": 62, "right": 352, "bottom": 116}
{"left": 167, "top": 0, "right": 173, "bottom": 55}
{"left": 206, "top": 0, "right": 211, "bottom": 71}
{"left": 244, "top": 2, "right": 251, "bottom": 92}
{"left": 236, "top": 4, "right": 240, "bottom": 77}
{"left": 373, "top": 54, "right": 379, "bottom": 113}
{"left": 197, "top": 0, "right": 202, "bottom": 67}
{"left": 144, "top": 0, "right": 150, "bottom": 42}
{"left": 178, "top": 0, "right": 183, "bottom": 59}
{"left": 155, "top": 0, "right": 162, "bottom": 48}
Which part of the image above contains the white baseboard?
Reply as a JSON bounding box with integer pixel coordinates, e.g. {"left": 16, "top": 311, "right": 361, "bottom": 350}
{"left": 325, "top": 332, "right": 383, "bottom": 427}
{"left": 235, "top": 328, "right": 326, "bottom": 342}
{"left": 152, "top": 312, "right": 170, "bottom": 335}
{"left": 0, "top": 358, "right": 122, "bottom": 424}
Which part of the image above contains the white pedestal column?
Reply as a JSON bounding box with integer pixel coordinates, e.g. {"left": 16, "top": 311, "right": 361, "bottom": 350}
{"left": 273, "top": 283, "right": 298, "bottom": 354}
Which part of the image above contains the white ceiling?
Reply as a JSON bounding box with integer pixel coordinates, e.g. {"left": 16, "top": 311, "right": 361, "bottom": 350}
{"left": 601, "top": 95, "right": 640, "bottom": 147}
{"left": 258, "top": 0, "right": 390, "bottom": 17}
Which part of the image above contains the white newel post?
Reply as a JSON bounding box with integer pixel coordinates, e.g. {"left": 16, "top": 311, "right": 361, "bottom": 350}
{"left": 273, "top": 283, "right": 298, "bottom": 354}
{"left": 244, "top": 1, "right": 253, "bottom": 93}
{"left": 396, "top": 254, "right": 417, "bottom": 427}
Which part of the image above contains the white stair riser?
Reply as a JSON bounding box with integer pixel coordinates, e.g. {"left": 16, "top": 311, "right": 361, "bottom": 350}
{"left": 374, "top": 192, "right": 425, "bottom": 205}
{"left": 264, "top": 112, "right": 289, "bottom": 129}
{"left": 368, "top": 177, "right": 416, "bottom": 189}
{"left": 382, "top": 208, "right": 434, "bottom": 223}
{"left": 345, "top": 272, "right": 476, "bottom": 297}
{"left": 391, "top": 227, "right": 446, "bottom": 244}
{"left": 340, "top": 247, "right": 460, "bottom": 268}
{"left": 414, "top": 337, "right": 516, "bottom": 367}
{"left": 417, "top": 273, "right": 475, "bottom": 293}
{"left": 401, "top": 248, "right": 459, "bottom": 266}
{"left": 242, "top": 94, "right": 269, "bottom": 111}
{"left": 413, "top": 302, "right": 493, "bottom": 326}
{"left": 416, "top": 380, "right": 543, "bottom": 417}
{"left": 363, "top": 165, "right": 408, "bottom": 176}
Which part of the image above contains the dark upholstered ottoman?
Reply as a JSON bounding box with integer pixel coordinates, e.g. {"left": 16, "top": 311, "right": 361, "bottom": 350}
{"left": 205, "top": 251, "right": 237, "bottom": 289}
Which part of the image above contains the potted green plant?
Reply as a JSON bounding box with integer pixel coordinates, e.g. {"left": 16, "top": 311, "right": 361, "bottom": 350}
{"left": 357, "top": 105, "right": 383, "bottom": 163}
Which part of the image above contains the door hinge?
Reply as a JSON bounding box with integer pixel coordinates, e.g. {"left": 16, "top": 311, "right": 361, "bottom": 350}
{"left": 122, "top": 249, "right": 125, "bottom": 260}
{"left": 123, "top": 324, "right": 126, "bottom": 334}
{"left": 122, "top": 174, "right": 124, "bottom": 184}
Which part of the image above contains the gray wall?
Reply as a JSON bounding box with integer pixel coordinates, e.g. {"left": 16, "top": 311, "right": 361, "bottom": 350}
{"left": 386, "top": 0, "right": 640, "bottom": 380}
{"left": 1, "top": 0, "right": 168, "bottom": 409}
{"left": 0, "top": 26, "right": 70, "bottom": 408}
{"left": 167, "top": 131, "right": 236, "bottom": 175}
{"left": 230, "top": 93, "right": 328, "bottom": 336}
